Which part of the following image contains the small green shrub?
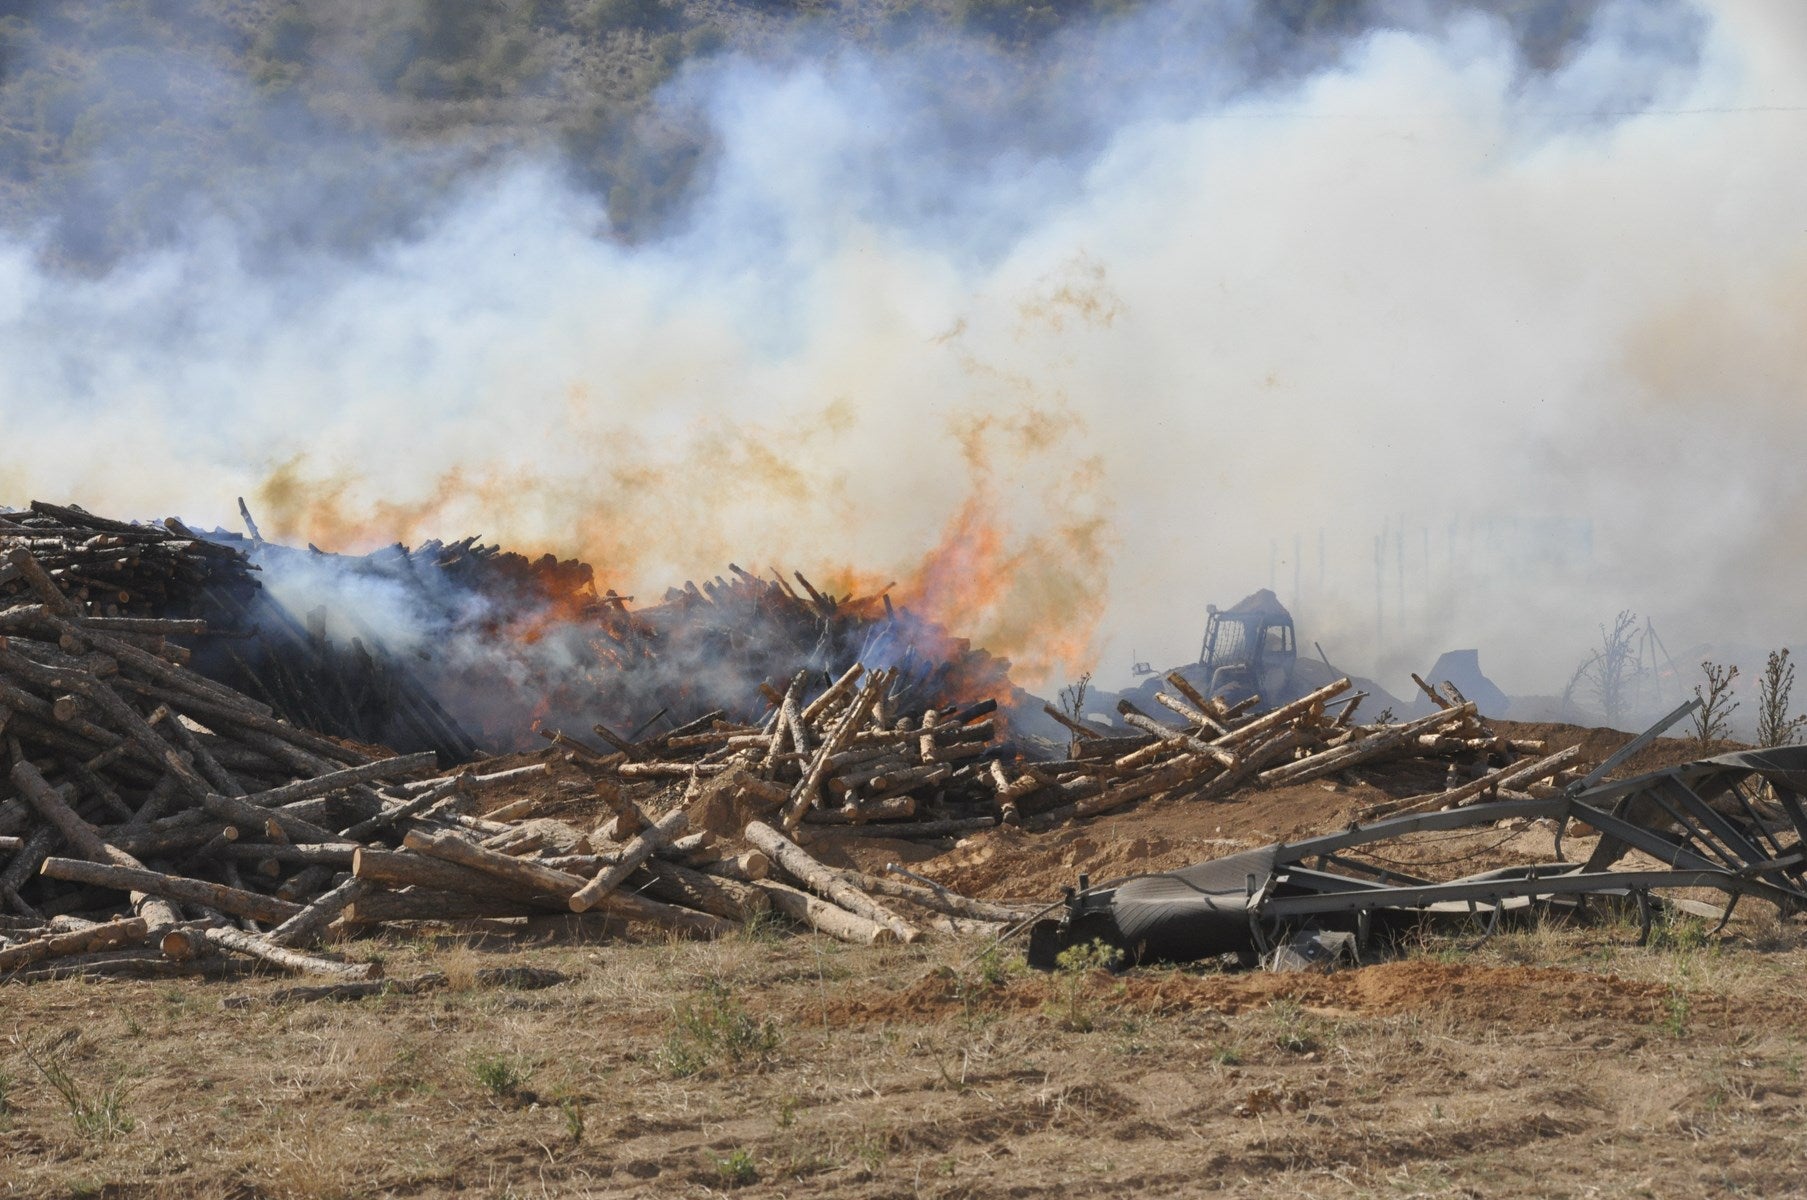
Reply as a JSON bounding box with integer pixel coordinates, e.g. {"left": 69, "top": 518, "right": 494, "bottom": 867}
{"left": 1661, "top": 985, "right": 1690, "bottom": 1038}
{"left": 1648, "top": 910, "right": 1710, "bottom": 954}
{"left": 1050, "top": 938, "right": 1121, "bottom": 1032}
{"left": 660, "top": 981, "right": 780, "bottom": 1077}
{"left": 714, "top": 1146, "right": 758, "bottom": 1187}
{"left": 470, "top": 1053, "right": 531, "bottom": 1097}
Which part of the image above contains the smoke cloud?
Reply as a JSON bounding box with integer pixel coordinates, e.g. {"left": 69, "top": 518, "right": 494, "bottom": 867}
{"left": 0, "top": 0, "right": 1801, "bottom": 707}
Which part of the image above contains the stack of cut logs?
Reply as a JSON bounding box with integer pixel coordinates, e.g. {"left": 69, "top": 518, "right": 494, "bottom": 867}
{"left": 0, "top": 501, "right": 259, "bottom": 631}
{"left": 0, "top": 502, "right": 481, "bottom": 762}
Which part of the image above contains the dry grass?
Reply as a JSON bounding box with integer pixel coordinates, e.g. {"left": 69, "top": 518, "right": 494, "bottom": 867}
{"left": 3, "top": 914, "right": 1807, "bottom": 1197}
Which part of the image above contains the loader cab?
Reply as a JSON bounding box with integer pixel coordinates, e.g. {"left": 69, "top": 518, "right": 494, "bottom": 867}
{"left": 1199, "top": 589, "right": 1297, "bottom": 710}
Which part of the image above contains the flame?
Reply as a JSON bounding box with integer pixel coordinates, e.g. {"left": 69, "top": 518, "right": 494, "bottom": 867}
{"left": 881, "top": 480, "right": 1108, "bottom": 690}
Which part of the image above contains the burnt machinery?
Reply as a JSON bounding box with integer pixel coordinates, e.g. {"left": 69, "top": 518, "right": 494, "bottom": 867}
{"left": 1029, "top": 739, "right": 1807, "bottom": 969}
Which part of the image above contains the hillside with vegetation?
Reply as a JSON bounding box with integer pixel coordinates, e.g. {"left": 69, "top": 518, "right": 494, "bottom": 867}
{"left": 0, "top": 0, "right": 1618, "bottom": 266}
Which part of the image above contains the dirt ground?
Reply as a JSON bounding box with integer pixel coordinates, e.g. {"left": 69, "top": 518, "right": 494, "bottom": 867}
{"left": 6, "top": 722, "right": 1805, "bottom": 1199}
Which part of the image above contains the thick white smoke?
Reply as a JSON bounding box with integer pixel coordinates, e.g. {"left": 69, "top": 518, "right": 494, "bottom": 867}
{"left": 1, "top": 0, "right": 1802, "bottom": 709}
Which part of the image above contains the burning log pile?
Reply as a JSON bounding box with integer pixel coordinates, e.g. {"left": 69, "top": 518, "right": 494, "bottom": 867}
{"left": 466, "top": 560, "right": 1021, "bottom": 754}
{"left": 203, "top": 506, "right": 1020, "bottom": 759}
{"left": 0, "top": 577, "right": 1038, "bottom": 981}
{"left": 0, "top": 502, "right": 1626, "bottom": 987}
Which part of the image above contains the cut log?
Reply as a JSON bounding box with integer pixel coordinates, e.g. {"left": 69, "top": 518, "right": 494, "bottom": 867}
{"left": 1041, "top": 704, "right": 1111, "bottom": 740}
{"left": 800, "top": 663, "right": 864, "bottom": 725}
{"left": 343, "top": 889, "right": 538, "bottom": 923}
{"left": 813, "top": 817, "right": 997, "bottom": 839}
{"left": 856, "top": 869, "right": 1028, "bottom": 923}
{"left": 1116, "top": 705, "right": 1239, "bottom": 770}
{"left": 267, "top": 875, "right": 368, "bottom": 948}
{"left": 784, "top": 669, "right": 891, "bottom": 829}
{"left": 743, "top": 820, "right": 920, "bottom": 942}
{"left": 805, "top": 795, "right": 917, "bottom": 824}
{"left": 698, "top": 850, "right": 771, "bottom": 882}
{"left": 237, "top": 752, "right": 440, "bottom": 809}
{"left": 1259, "top": 704, "right": 1476, "bottom": 788}
{"left": 756, "top": 880, "right": 894, "bottom": 945}
{"left": 201, "top": 790, "right": 342, "bottom": 845}
{"left": 338, "top": 776, "right": 466, "bottom": 842}
{"left": 39, "top": 857, "right": 302, "bottom": 924}
{"left": 1363, "top": 744, "right": 1582, "bottom": 819}
{"left": 11, "top": 759, "right": 119, "bottom": 864}
{"left": 199, "top": 925, "right": 380, "bottom": 980}
{"left": 1216, "top": 678, "right": 1352, "bottom": 749}
{"left": 401, "top": 830, "right": 586, "bottom": 902}
{"left": 0, "top": 915, "right": 149, "bottom": 972}
{"left": 568, "top": 806, "right": 688, "bottom": 913}
{"left": 630, "top": 858, "right": 768, "bottom": 922}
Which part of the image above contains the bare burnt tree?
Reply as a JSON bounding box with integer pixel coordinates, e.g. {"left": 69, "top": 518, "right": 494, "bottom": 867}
{"left": 1692, "top": 659, "right": 1740, "bottom": 749}
{"left": 1058, "top": 672, "right": 1092, "bottom": 722}
{"left": 1757, "top": 649, "right": 1807, "bottom": 748}
{"left": 1571, "top": 611, "right": 1643, "bottom": 727}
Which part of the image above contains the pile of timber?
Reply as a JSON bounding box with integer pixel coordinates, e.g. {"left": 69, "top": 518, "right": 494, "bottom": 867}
{"left": 0, "top": 589, "right": 1031, "bottom": 983}
{"left": 0, "top": 501, "right": 257, "bottom": 634}
{"left": 0, "top": 592, "right": 1600, "bottom": 986}
{"left": 563, "top": 661, "right": 1013, "bottom": 841}
{"left": 1016, "top": 672, "right": 1589, "bottom": 821}
{"left": 0, "top": 503, "right": 480, "bottom": 762}
{"left": 307, "top": 544, "right": 1023, "bottom": 759}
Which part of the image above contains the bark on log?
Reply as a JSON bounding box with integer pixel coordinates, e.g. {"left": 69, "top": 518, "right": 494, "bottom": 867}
{"left": 395, "top": 764, "right": 550, "bottom": 794}
{"left": 338, "top": 776, "right": 467, "bottom": 842}
{"left": 201, "top": 791, "right": 342, "bottom": 845}
{"left": 11, "top": 759, "right": 117, "bottom": 863}
{"left": 855, "top": 870, "right": 1028, "bottom": 922}
{"left": 1150, "top": 689, "right": 1230, "bottom": 737}
{"left": 1215, "top": 678, "right": 1352, "bottom": 749}
{"left": 697, "top": 850, "right": 771, "bottom": 882}
{"left": 630, "top": 858, "right": 768, "bottom": 921}
{"left": 1116, "top": 706, "right": 1240, "bottom": 770}
{"left": 1259, "top": 704, "right": 1476, "bottom": 787}
{"left": 238, "top": 753, "right": 440, "bottom": 809}
{"left": 800, "top": 663, "right": 864, "bottom": 725}
{"left": 1075, "top": 753, "right": 1221, "bottom": 817}
{"left": 811, "top": 817, "right": 997, "bottom": 839}
{"left": 343, "top": 889, "right": 539, "bottom": 923}
{"left": 1363, "top": 744, "right": 1582, "bottom": 819}
{"left": 805, "top": 795, "right": 917, "bottom": 824}
{"left": 785, "top": 669, "right": 890, "bottom": 829}
{"left": 1041, "top": 704, "right": 1112, "bottom": 740}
